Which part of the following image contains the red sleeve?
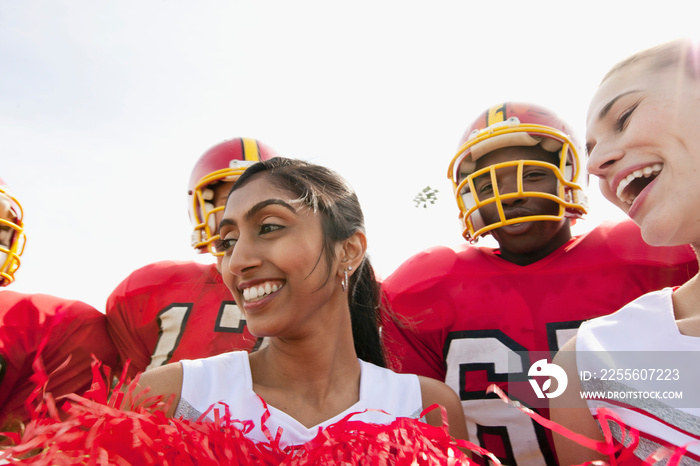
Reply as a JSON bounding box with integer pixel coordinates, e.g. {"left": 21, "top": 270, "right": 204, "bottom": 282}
{"left": 0, "top": 291, "right": 118, "bottom": 426}
{"left": 382, "top": 307, "right": 446, "bottom": 381}
{"left": 106, "top": 264, "right": 159, "bottom": 376}
{"left": 582, "top": 220, "right": 698, "bottom": 294}
{"left": 601, "top": 219, "right": 697, "bottom": 268}
{"left": 381, "top": 245, "right": 464, "bottom": 381}
{"left": 106, "top": 261, "right": 258, "bottom": 379}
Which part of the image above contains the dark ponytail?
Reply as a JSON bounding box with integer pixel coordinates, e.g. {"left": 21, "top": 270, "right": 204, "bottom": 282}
{"left": 347, "top": 256, "right": 385, "bottom": 367}
{"left": 231, "top": 157, "right": 386, "bottom": 367}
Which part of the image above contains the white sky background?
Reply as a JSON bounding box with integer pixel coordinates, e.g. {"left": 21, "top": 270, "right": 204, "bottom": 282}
{"left": 1, "top": 1, "right": 696, "bottom": 310}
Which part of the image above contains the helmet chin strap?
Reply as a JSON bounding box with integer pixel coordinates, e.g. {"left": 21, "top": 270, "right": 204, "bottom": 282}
{"left": 0, "top": 227, "right": 13, "bottom": 248}
{"left": 0, "top": 250, "right": 11, "bottom": 286}
{"left": 204, "top": 201, "right": 217, "bottom": 233}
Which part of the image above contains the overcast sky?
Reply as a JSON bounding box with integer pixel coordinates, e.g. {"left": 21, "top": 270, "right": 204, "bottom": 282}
{"left": 2, "top": 1, "right": 695, "bottom": 309}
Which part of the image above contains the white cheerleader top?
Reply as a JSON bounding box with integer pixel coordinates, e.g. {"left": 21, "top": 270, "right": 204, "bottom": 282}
{"left": 577, "top": 288, "right": 700, "bottom": 464}
{"left": 174, "top": 351, "right": 424, "bottom": 447}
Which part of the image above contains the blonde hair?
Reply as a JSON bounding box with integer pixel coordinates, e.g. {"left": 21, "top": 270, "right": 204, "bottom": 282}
{"left": 602, "top": 38, "right": 700, "bottom": 83}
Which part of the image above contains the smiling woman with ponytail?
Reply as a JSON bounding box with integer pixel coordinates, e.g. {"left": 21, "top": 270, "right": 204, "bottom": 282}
{"left": 127, "top": 156, "right": 470, "bottom": 451}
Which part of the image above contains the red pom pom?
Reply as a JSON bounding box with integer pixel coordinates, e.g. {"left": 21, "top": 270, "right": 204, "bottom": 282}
{"left": 1, "top": 359, "right": 487, "bottom": 465}
{"left": 486, "top": 384, "right": 691, "bottom": 466}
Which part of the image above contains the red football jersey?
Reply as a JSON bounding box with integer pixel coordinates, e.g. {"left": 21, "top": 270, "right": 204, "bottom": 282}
{"left": 381, "top": 220, "right": 698, "bottom": 466}
{"left": 0, "top": 290, "right": 118, "bottom": 427}
{"left": 106, "top": 261, "right": 259, "bottom": 379}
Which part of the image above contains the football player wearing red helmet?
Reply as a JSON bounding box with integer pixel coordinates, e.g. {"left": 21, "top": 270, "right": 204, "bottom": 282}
{"left": 381, "top": 103, "right": 698, "bottom": 465}
{"left": 106, "top": 138, "right": 278, "bottom": 379}
{"left": 0, "top": 179, "right": 118, "bottom": 429}
{"left": 447, "top": 102, "right": 587, "bottom": 251}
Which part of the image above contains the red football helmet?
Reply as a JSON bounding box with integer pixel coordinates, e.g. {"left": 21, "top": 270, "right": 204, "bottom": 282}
{"left": 0, "top": 179, "right": 26, "bottom": 286}
{"left": 188, "top": 137, "right": 278, "bottom": 255}
{"left": 446, "top": 102, "right": 588, "bottom": 242}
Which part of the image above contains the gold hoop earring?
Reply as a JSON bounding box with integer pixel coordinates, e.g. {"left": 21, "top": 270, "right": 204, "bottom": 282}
{"left": 341, "top": 266, "right": 352, "bottom": 292}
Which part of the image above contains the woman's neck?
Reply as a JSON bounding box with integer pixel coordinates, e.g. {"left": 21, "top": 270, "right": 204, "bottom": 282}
{"left": 251, "top": 331, "right": 359, "bottom": 383}
{"left": 247, "top": 318, "right": 362, "bottom": 428}
{"left": 672, "top": 273, "right": 700, "bottom": 336}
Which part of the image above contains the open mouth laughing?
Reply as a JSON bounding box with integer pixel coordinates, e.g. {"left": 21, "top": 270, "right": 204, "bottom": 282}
{"left": 615, "top": 163, "right": 662, "bottom": 205}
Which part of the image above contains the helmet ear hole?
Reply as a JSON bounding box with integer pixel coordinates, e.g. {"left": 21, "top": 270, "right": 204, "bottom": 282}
{"left": 205, "top": 202, "right": 217, "bottom": 234}
{"left": 564, "top": 164, "right": 573, "bottom": 180}
{"left": 466, "top": 211, "right": 487, "bottom": 243}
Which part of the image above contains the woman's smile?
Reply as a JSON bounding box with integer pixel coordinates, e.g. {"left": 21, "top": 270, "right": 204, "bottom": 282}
{"left": 242, "top": 281, "right": 283, "bottom": 302}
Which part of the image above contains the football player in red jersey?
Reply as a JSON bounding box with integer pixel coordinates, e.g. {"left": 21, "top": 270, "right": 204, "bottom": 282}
{"left": 380, "top": 103, "right": 698, "bottom": 466}
{"left": 106, "top": 138, "right": 278, "bottom": 379}
{"left": 0, "top": 179, "right": 118, "bottom": 429}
